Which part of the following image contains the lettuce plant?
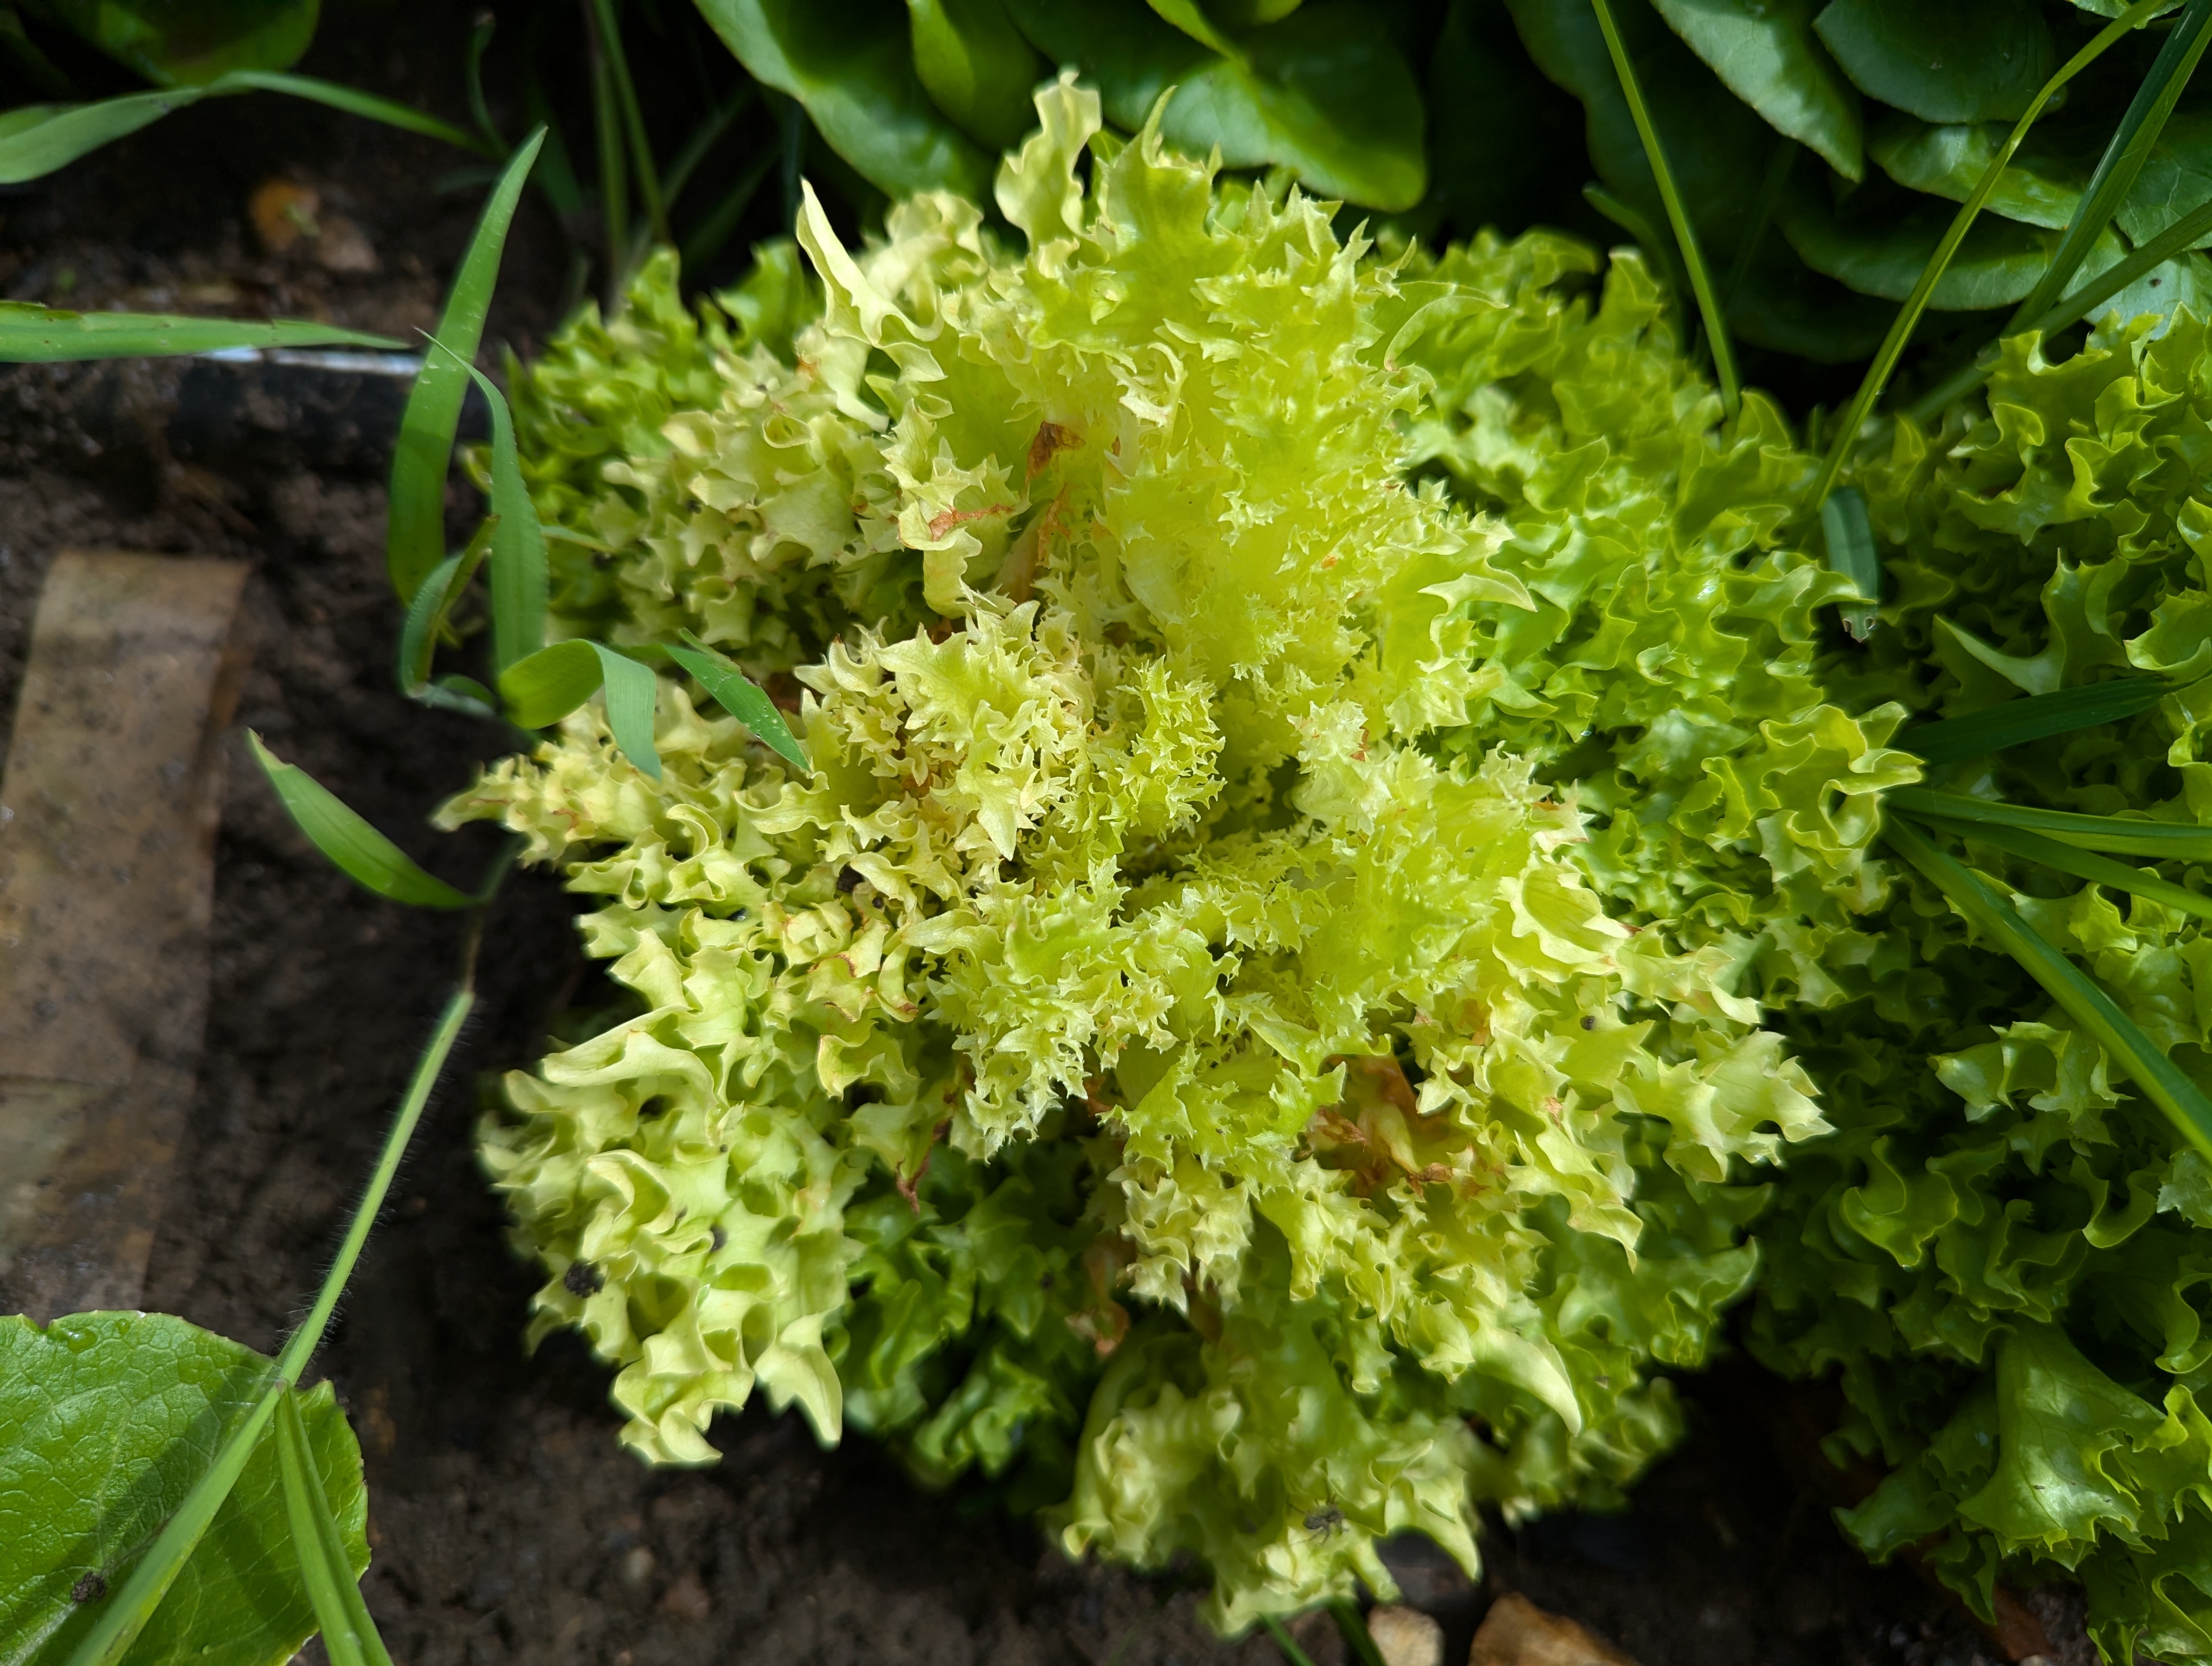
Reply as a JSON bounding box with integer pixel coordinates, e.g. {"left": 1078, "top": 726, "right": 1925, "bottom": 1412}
{"left": 441, "top": 78, "right": 1913, "bottom": 1626}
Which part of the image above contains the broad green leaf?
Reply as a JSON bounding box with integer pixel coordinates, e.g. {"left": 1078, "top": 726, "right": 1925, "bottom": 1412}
{"left": 273, "top": 1392, "right": 391, "bottom": 1666}
{"left": 2117, "top": 107, "right": 2212, "bottom": 249}
{"left": 1007, "top": 0, "right": 1428, "bottom": 210}
{"left": 1917, "top": 814, "right": 2212, "bottom": 926}
{"left": 1650, "top": 0, "right": 1862, "bottom": 180}
{"left": 247, "top": 732, "right": 480, "bottom": 908}
{"left": 1780, "top": 178, "right": 2123, "bottom": 308}
{"left": 0, "top": 86, "right": 208, "bottom": 183}
{"left": 498, "top": 640, "right": 664, "bottom": 779}
{"left": 1869, "top": 112, "right": 2092, "bottom": 229}
{"left": 1812, "top": 0, "right": 2056, "bottom": 124}
{"left": 668, "top": 632, "right": 811, "bottom": 768}
{"left": 1819, "top": 483, "right": 1879, "bottom": 637}
{"left": 1883, "top": 815, "right": 2212, "bottom": 1158}
{"left": 1591, "top": 0, "right": 1739, "bottom": 414}
{"left": 0, "top": 303, "right": 399, "bottom": 362}
{"left": 2009, "top": 0, "right": 2212, "bottom": 328}
{"left": 1425, "top": 0, "right": 1594, "bottom": 238}
{"left": 428, "top": 348, "right": 546, "bottom": 676}
{"left": 0, "top": 1312, "right": 365, "bottom": 1666}
{"left": 1903, "top": 677, "right": 2171, "bottom": 763}
{"left": 908, "top": 0, "right": 1047, "bottom": 147}
{"left": 38, "top": 0, "right": 317, "bottom": 85}
{"left": 1725, "top": 247, "right": 1895, "bottom": 361}
{"left": 1146, "top": 0, "right": 1243, "bottom": 58}
{"left": 387, "top": 130, "right": 543, "bottom": 605}
{"left": 695, "top": 0, "right": 994, "bottom": 200}
{"left": 1887, "top": 786, "right": 2212, "bottom": 862}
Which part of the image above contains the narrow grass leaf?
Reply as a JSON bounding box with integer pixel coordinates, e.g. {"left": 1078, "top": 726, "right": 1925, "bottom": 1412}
{"left": 592, "top": 643, "right": 663, "bottom": 779}
{"left": 1805, "top": 0, "right": 2169, "bottom": 511}
{"left": 590, "top": 0, "right": 667, "bottom": 245}
{"left": 1886, "top": 784, "right": 2212, "bottom": 861}
{"left": 2008, "top": 0, "right": 2212, "bottom": 330}
{"left": 427, "top": 346, "right": 546, "bottom": 675}
{"left": 60, "top": 1376, "right": 289, "bottom": 1666}
{"left": 61, "top": 973, "right": 477, "bottom": 1666}
{"left": 0, "top": 86, "right": 204, "bottom": 182}
{"left": 275, "top": 1391, "right": 392, "bottom": 1666}
{"left": 1330, "top": 1601, "right": 1388, "bottom": 1666}
{"left": 396, "top": 521, "right": 495, "bottom": 713}
{"left": 1588, "top": 0, "right": 1741, "bottom": 419}
{"left": 1263, "top": 1617, "right": 1319, "bottom": 1666}
{"left": 668, "top": 632, "right": 809, "bottom": 768}
{"left": 1914, "top": 813, "right": 2212, "bottom": 925}
{"left": 1901, "top": 677, "right": 2170, "bottom": 762}
{"left": 248, "top": 732, "right": 480, "bottom": 908}
{"left": 498, "top": 639, "right": 605, "bottom": 729}
{"left": 218, "top": 71, "right": 497, "bottom": 156}
{"left": 388, "top": 129, "right": 544, "bottom": 603}
{"left": 1884, "top": 814, "right": 2212, "bottom": 1157}
{"left": 1818, "top": 484, "right": 1880, "bottom": 638}
{"left": 0, "top": 303, "right": 400, "bottom": 361}
{"left": 1906, "top": 192, "right": 2212, "bottom": 420}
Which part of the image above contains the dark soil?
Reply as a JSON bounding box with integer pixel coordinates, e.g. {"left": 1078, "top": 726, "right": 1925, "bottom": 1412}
{"left": 0, "top": 9, "right": 2088, "bottom": 1664}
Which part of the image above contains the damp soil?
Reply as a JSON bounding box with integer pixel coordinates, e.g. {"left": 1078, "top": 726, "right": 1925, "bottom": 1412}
{"left": 0, "top": 10, "right": 2095, "bottom": 1665}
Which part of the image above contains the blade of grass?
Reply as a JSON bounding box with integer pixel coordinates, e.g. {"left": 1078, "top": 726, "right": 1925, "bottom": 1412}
{"left": 1329, "top": 1601, "right": 1387, "bottom": 1666}
{"left": 667, "top": 631, "right": 808, "bottom": 767}
{"left": 1886, "top": 785, "right": 2212, "bottom": 861}
{"left": 664, "top": 85, "right": 753, "bottom": 210}
{"left": 586, "top": 1, "right": 629, "bottom": 290}
{"left": 1900, "top": 677, "right": 2171, "bottom": 764}
{"left": 680, "top": 148, "right": 775, "bottom": 274}
{"left": 387, "top": 129, "right": 544, "bottom": 603}
{"left": 1912, "top": 813, "right": 2212, "bottom": 926}
{"left": 274, "top": 1391, "right": 394, "bottom": 1666}
{"left": 466, "top": 10, "right": 505, "bottom": 154}
{"left": 1584, "top": 183, "right": 1686, "bottom": 316}
{"left": 1884, "top": 814, "right": 2212, "bottom": 1157}
{"left": 1819, "top": 485, "right": 1880, "bottom": 639}
{"left": 0, "top": 87, "right": 202, "bottom": 181}
{"left": 1804, "top": 0, "right": 2171, "bottom": 512}
{"left": 1905, "top": 193, "right": 2212, "bottom": 422}
{"left": 66, "top": 985, "right": 477, "bottom": 1666}
{"left": 1263, "top": 1617, "right": 1319, "bottom": 1666}
{"left": 498, "top": 638, "right": 664, "bottom": 778}
{"left": 396, "top": 522, "right": 498, "bottom": 716}
{"left": 0, "top": 304, "right": 400, "bottom": 361}
{"left": 1587, "top": 0, "right": 1739, "bottom": 421}
{"left": 426, "top": 344, "right": 547, "bottom": 675}
{"left": 2009, "top": 0, "right": 2212, "bottom": 332}
{"left": 220, "top": 72, "right": 498, "bottom": 156}
{"left": 591, "top": 0, "right": 668, "bottom": 246}
{"left": 248, "top": 732, "right": 484, "bottom": 907}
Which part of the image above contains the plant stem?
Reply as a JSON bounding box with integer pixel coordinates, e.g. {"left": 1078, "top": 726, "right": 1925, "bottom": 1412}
{"left": 1587, "top": 0, "right": 1739, "bottom": 422}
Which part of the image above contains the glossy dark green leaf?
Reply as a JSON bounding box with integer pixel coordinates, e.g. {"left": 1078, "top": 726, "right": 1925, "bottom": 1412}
{"left": 1725, "top": 245, "right": 1896, "bottom": 360}
{"left": 274, "top": 1392, "right": 391, "bottom": 1666}
{"left": 1813, "top": 0, "right": 2055, "bottom": 123}
{"left": 1780, "top": 176, "right": 2123, "bottom": 307}
{"left": 1, "top": 1312, "right": 365, "bottom": 1666}
{"left": 668, "top": 632, "right": 810, "bottom": 768}
{"left": 1903, "top": 678, "right": 2171, "bottom": 762}
{"left": 1884, "top": 815, "right": 2212, "bottom": 1158}
{"left": 2118, "top": 107, "right": 2212, "bottom": 249}
{"left": 1819, "top": 483, "right": 1879, "bottom": 637}
{"left": 498, "top": 640, "right": 663, "bottom": 778}
{"left": 907, "top": 0, "right": 1046, "bottom": 147}
{"left": 1869, "top": 111, "right": 2092, "bottom": 229}
{"left": 1888, "top": 786, "right": 2212, "bottom": 861}
{"left": 38, "top": 0, "right": 314, "bottom": 85}
{"left": 1008, "top": 0, "right": 1427, "bottom": 210}
{"left": 1650, "top": 0, "right": 1862, "bottom": 179}
{"left": 247, "top": 732, "right": 481, "bottom": 909}
{"left": 387, "top": 130, "right": 543, "bottom": 605}
{"left": 0, "top": 302, "right": 399, "bottom": 361}
{"left": 1146, "top": 0, "right": 1242, "bottom": 56}
{"left": 695, "top": 0, "right": 993, "bottom": 200}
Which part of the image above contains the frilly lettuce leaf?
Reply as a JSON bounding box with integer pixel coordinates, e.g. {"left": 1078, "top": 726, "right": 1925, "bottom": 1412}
{"left": 454, "top": 78, "right": 1890, "bottom": 1630}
